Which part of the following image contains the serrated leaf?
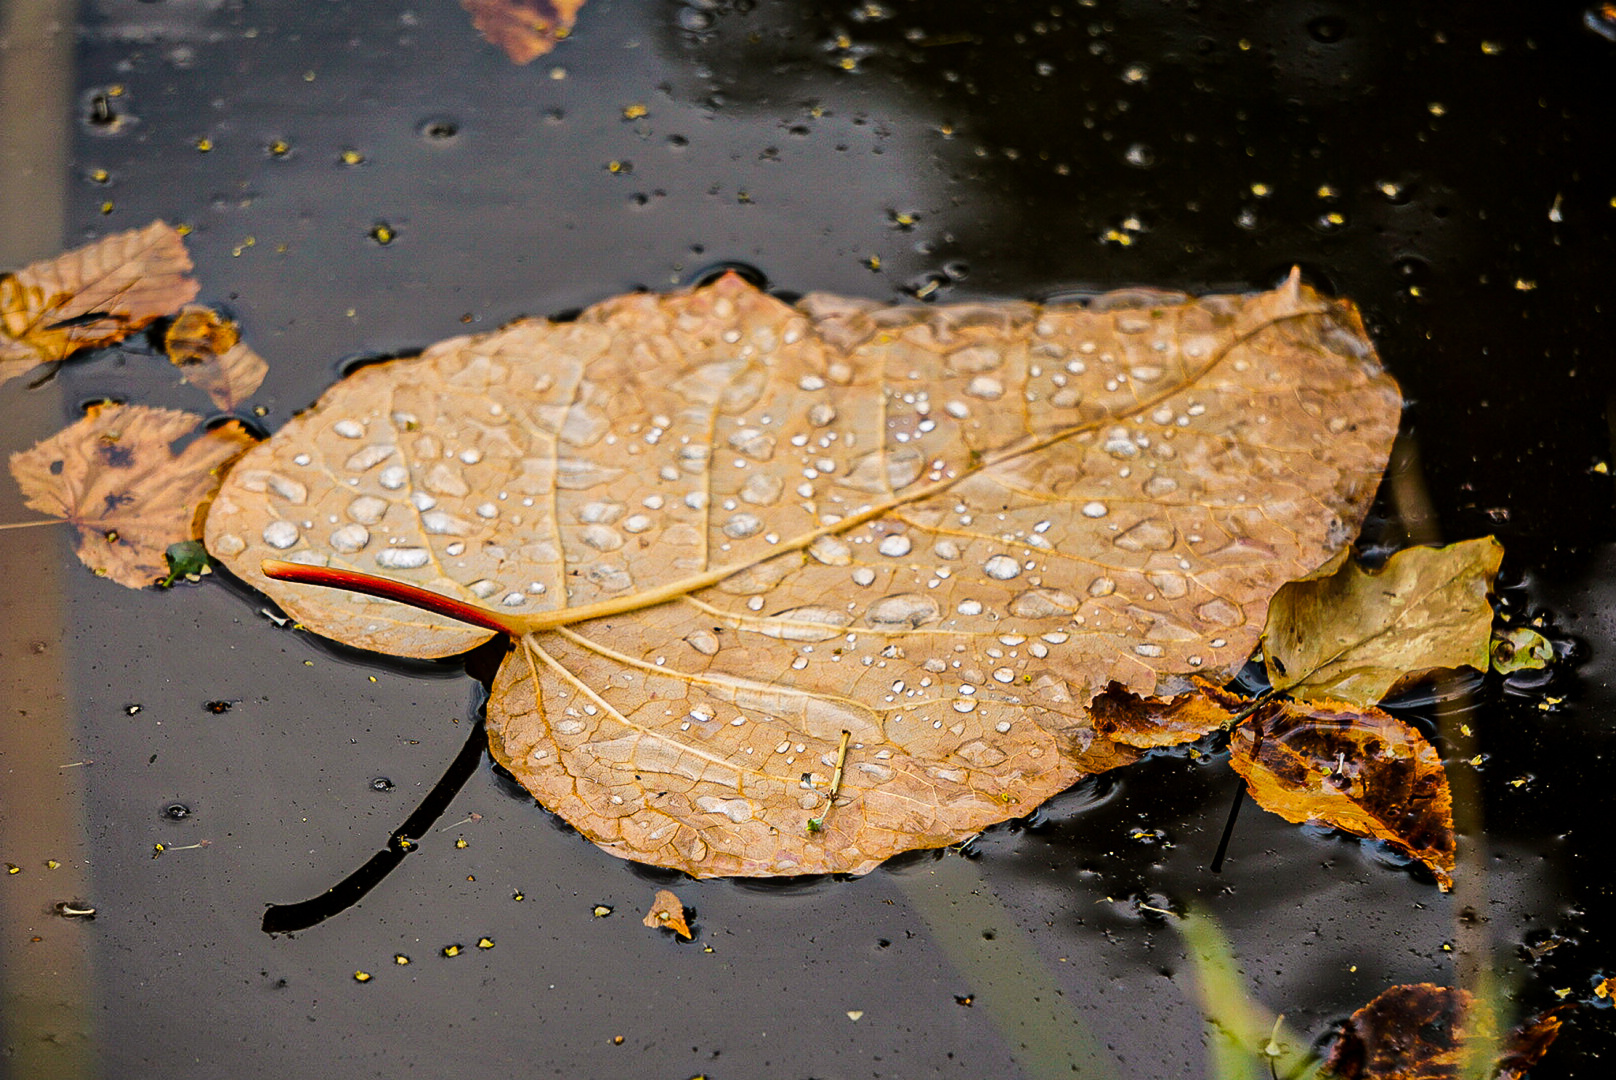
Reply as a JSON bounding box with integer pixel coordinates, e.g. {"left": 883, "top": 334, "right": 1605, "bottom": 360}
{"left": 1, "top": 222, "right": 198, "bottom": 388}
{"left": 206, "top": 272, "right": 1401, "bottom": 876}
{"left": 1228, "top": 697, "right": 1454, "bottom": 890}
{"left": 10, "top": 404, "right": 255, "bottom": 588}
{"left": 1262, "top": 538, "right": 1504, "bottom": 707}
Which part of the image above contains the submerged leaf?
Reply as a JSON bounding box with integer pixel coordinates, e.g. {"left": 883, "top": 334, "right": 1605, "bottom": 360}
{"left": 1229, "top": 698, "right": 1454, "bottom": 889}
{"left": 1, "top": 222, "right": 198, "bottom": 387}
{"left": 166, "top": 305, "right": 269, "bottom": 412}
{"left": 10, "top": 404, "right": 255, "bottom": 588}
{"left": 461, "top": 0, "right": 585, "bottom": 64}
{"left": 1321, "top": 983, "right": 1567, "bottom": 1080}
{"left": 208, "top": 272, "right": 1400, "bottom": 876}
{"left": 159, "top": 539, "right": 211, "bottom": 588}
{"left": 1490, "top": 625, "right": 1553, "bottom": 674}
{"left": 1263, "top": 538, "right": 1504, "bottom": 707}
{"left": 643, "top": 889, "right": 692, "bottom": 939}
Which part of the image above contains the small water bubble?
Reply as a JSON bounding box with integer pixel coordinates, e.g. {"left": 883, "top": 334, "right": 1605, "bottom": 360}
{"left": 1306, "top": 16, "right": 1347, "bottom": 43}
{"left": 370, "top": 777, "right": 394, "bottom": 792}
{"left": 419, "top": 117, "right": 459, "bottom": 142}
{"left": 678, "top": 5, "right": 715, "bottom": 31}
{"left": 162, "top": 803, "right": 191, "bottom": 820}
{"left": 1034, "top": 60, "right": 1055, "bottom": 76}
{"left": 1235, "top": 207, "right": 1259, "bottom": 230}
{"left": 1121, "top": 63, "right": 1149, "bottom": 84}
{"left": 1124, "top": 142, "right": 1155, "bottom": 168}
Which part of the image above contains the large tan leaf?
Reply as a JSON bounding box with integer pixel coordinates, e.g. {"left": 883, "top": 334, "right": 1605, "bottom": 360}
{"left": 1262, "top": 537, "right": 1503, "bottom": 706}
{"left": 0, "top": 222, "right": 198, "bottom": 388}
{"left": 10, "top": 403, "right": 256, "bottom": 588}
{"left": 206, "top": 272, "right": 1401, "bottom": 875}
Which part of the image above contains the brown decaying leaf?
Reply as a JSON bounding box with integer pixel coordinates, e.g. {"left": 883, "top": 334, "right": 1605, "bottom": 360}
{"left": 461, "top": 0, "right": 585, "bottom": 64}
{"left": 9, "top": 403, "right": 255, "bottom": 588}
{"left": 643, "top": 889, "right": 692, "bottom": 939}
{"left": 1228, "top": 697, "right": 1454, "bottom": 889}
{"left": 1090, "top": 679, "right": 1243, "bottom": 749}
{"left": 1263, "top": 537, "right": 1504, "bottom": 707}
{"left": 165, "top": 305, "right": 269, "bottom": 412}
{"left": 206, "top": 271, "right": 1400, "bottom": 876}
{"left": 1321, "top": 983, "right": 1567, "bottom": 1080}
{"left": 1, "top": 221, "right": 198, "bottom": 388}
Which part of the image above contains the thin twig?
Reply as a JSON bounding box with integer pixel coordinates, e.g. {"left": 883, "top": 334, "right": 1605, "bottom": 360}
{"left": 807, "top": 729, "right": 852, "bottom": 832}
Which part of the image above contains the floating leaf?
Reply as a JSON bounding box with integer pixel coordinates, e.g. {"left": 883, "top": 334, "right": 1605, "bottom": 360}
{"left": 1, "top": 222, "right": 198, "bottom": 388}
{"left": 166, "top": 305, "right": 269, "bottom": 412}
{"left": 159, "top": 539, "right": 211, "bottom": 588}
{"left": 1321, "top": 983, "right": 1567, "bottom": 1080}
{"left": 1263, "top": 538, "right": 1504, "bottom": 707}
{"left": 461, "top": 0, "right": 586, "bottom": 64}
{"left": 10, "top": 404, "right": 255, "bottom": 588}
{"left": 207, "top": 272, "right": 1400, "bottom": 876}
{"left": 1490, "top": 625, "right": 1553, "bottom": 675}
{"left": 643, "top": 888, "right": 692, "bottom": 939}
{"left": 1228, "top": 698, "right": 1454, "bottom": 889}
{"left": 1090, "top": 679, "right": 1242, "bottom": 749}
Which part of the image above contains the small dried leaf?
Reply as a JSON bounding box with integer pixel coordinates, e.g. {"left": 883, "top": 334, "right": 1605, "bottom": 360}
{"left": 1263, "top": 538, "right": 1504, "bottom": 707}
{"left": 1229, "top": 698, "right": 1454, "bottom": 889}
{"left": 1, "top": 222, "right": 198, "bottom": 387}
{"left": 1090, "top": 680, "right": 1243, "bottom": 749}
{"left": 642, "top": 889, "right": 691, "bottom": 939}
{"left": 9, "top": 403, "right": 256, "bottom": 588}
{"left": 209, "top": 273, "right": 1401, "bottom": 876}
{"left": 1321, "top": 983, "right": 1567, "bottom": 1080}
{"left": 461, "top": 0, "right": 586, "bottom": 64}
{"left": 166, "top": 305, "right": 268, "bottom": 412}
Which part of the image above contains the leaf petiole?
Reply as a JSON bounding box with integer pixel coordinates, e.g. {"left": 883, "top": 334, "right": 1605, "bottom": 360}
{"left": 261, "top": 559, "right": 522, "bottom": 637}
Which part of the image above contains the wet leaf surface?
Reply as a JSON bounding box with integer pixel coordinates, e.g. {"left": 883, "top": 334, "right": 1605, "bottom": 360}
{"left": 207, "top": 272, "right": 1400, "bottom": 875}
{"left": 1490, "top": 625, "right": 1553, "bottom": 675}
{"left": 643, "top": 889, "right": 692, "bottom": 939}
{"left": 1321, "top": 983, "right": 1567, "bottom": 1080}
{"left": 461, "top": 0, "right": 586, "bottom": 64}
{"left": 1089, "top": 679, "right": 1242, "bottom": 749}
{"left": 0, "top": 222, "right": 197, "bottom": 387}
{"left": 1228, "top": 697, "right": 1454, "bottom": 889}
{"left": 10, "top": 403, "right": 256, "bottom": 588}
{"left": 1263, "top": 538, "right": 1503, "bottom": 707}
{"left": 165, "top": 305, "right": 268, "bottom": 413}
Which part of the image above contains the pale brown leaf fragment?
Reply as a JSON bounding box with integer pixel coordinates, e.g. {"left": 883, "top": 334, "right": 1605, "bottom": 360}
{"left": 1229, "top": 698, "right": 1454, "bottom": 889}
{"left": 1, "top": 222, "right": 198, "bottom": 388}
{"left": 461, "top": 0, "right": 585, "bottom": 64}
{"left": 166, "top": 305, "right": 269, "bottom": 412}
{"left": 10, "top": 403, "right": 255, "bottom": 588}
{"left": 208, "top": 272, "right": 1401, "bottom": 876}
{"left": 1263, "top": 537, "right": 1504, "bottom": 706}
{"left": 642, "top": 889, "right": 691, "bottom": 939}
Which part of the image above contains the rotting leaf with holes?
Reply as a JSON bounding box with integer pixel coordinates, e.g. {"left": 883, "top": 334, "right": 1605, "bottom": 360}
{"left": 1090, "top": 678, "right": 1243, "bottom": 749}
{"left": 206, "top": 271, "right": 1401, "bottom": 876}
{"left": 1320, "top": 983, "right": 1568, "bottom": 1080}
{"left": 1262, "top": 537, "right": 1504, "bottom": 707}
{"left": 1229, "top": 697, "right": 1454, "bottom": 889}
{"left": 10, "top": 403, "right": 256, "bottom": 588}
{"left": 166, "top": 305, "right": 269, "bottom": 413}
{"left": 461, "top": 0, "right": 586, "bottom": 64}
{"left": 1, "top": 221, "right": 198, "bottom": 388}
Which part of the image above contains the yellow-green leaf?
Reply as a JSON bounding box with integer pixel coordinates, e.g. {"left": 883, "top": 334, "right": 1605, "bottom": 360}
{"left": 1262, "top": 538, "right": 1503, "bottom": 707}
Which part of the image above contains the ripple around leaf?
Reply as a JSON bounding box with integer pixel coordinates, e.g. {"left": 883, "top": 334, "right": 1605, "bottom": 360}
{"left": 207, "top": 271, "right": 1402, "bottom": 876}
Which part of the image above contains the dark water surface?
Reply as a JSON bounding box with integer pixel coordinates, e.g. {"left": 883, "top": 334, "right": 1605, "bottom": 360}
{"left": 3, "top": 1, "right": 1615, "bottom": 1077}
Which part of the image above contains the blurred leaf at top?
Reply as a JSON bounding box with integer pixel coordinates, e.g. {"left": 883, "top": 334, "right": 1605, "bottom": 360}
{"left": 461, "top": 0, "right": 586, "bottom": 64}
{"left": 0, "top": 221, "right": 197, "bottom": 388}
{"left": 165, "top": 305, "right": 269, "bottom": 414}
